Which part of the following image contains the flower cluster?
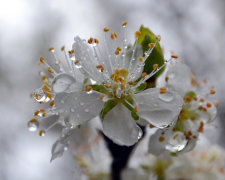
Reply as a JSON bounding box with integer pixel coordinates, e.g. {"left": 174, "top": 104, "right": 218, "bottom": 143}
{"left": 28, "top": 21, "right": 183, "bottom": 157}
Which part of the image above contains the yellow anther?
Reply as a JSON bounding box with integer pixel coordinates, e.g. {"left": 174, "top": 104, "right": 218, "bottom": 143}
{"left": 30, "top": 118, "right": 38, "bottom": 123}
{"left": 149, "top": 124, "right": 155, "bottom": 128}
{"left": 61, "top": 46, "right": 65, "bottom": 51}
{"left": 134, "top": 106, "right": 138, "bottom": 112}
{"left": 42, "top": 84, "right": 52, "bottom": 93}
{"left": 153, "top": 64, "right": 158, "bottom": 69}
{"left": 104, "top": 27, "right": 109, "bottom": 32}
{"left": 141, "top": 72, "right": 147, "bottom": 78}
{"left": 128, "top": 81, "right": 134, "bottom": 85}
{"left": 34, "top": 110, "right": 40, "bottom": 116}
{"left": 40, "top": 56, "right": 45, "bottom": 63}
{"left": 39, "top": 130, "right": 46, "bottom": 136}
{"left": 111, "top": 32, "right": 118, "bottom": 39}
{"left": 206, "top": 102, "right": 212, "bottom": 108}
{"left": 165, "top": 76, "right": 169, "bottom": 82}
{"left": 96, "top": 64, "right": 104, "bottom": 72}
{"left": 40, "top": 108, "right": 45, "bottom": 112}
{"left": 94, "top": 38, "right": 99, "bottom": 44}
{"left": 156, "top": 35, "right": 161, "bottom": 41}
{"left": 159, "top": 136, "right": 165, "bottom": 142}
{"left": 210, "top": 89, "right": 216, "bottom": 94}
{"left": 148, "top": 43, "right": 155, "bottom": 48}
{"left": 85, "top": 85, "right": 92, "bottom": 92}
{"left": 46, "top": 93, "right": 52, "bottom": 99}
{"left": 119, "top": 69, "right": 129, "bottom": 78}
{"left": 193, "top": 97, "right": 198, "bottom": 101}
{"left": 117, "top": 46, "right": 122, "bottom": 51}
{"left": 198, "top": 121, "right": 204, "bottom": 133}
{"left": 49, "top": 47, "right": 54, "bottom": 52}
{"left": 200, "top": 98, "right": 205, "bottom": 102}
{"left": 50, "top": 100, "right": 55, "bottom": 107}
{"left": 115, "top": 50, "right": 120, "bottom": 55}
{"left": 74, "top": 60, "right": 80, "bottom": 65}
{"left": 135, "top": 31, "right": 141, "bottom": 38}
{"left": 68, "top": 49, "right": 75, "bottom": 54}
{"left": 47, "top": 67, "right": 54, "bottom": 74}
{"left": 160, "top": 88, "right": 166, "bottom": 94}
{"left": 122, "top": 21, "right": 127, "bottom": 27}
{"left": 88, "top": 37, "right": 93, "bottom": 44}
{"left": 139, "top": 57, "right": 144, "bottom": 62}
{"left": 105, "top": 84, "right": 112, "bottom": 88}
{"left": 171, "top": 54, "right": 178, "bottom": 59}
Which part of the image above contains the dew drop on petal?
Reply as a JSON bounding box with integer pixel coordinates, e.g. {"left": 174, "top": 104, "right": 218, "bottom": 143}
{"left": 27, "top": 119, "right": 39, "bottom": 132}
{"left": 70, "top": 108, "right": 75, "bottom": 112}
{"left": 79, "top": 102, "right": 84, "bottom": 106}
{"left": 84, "top": 109, "right": 89, "bottom": 112}
{"left": 158, "top": 91, "right": 174, "bottom": 102}
{"left": 137, "top": 126, "right": 143, "bottom": 140}
{"left": 60, "top": 100, "right": 65, "bottom": 104}
{"left": 33, "top": 88, "right": 50, "bottom": 103}
{"left": 165, "top": 131, "right": 188, "bottom": 152}
{"left": 52, "top": 74, "right": 76, "bottom": 93}
{"left": 86, "top": 89, "right": 93, "bottom": 94}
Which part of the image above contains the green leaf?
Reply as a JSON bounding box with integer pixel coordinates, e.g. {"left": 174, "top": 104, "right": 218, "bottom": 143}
{"left": 89, "top": 84, "right": 111, "bottom": 96}
{"left": 100, "top": 100, "right": 118, "bottom": 119}
{"left": 138, "top": 25, "right": 165, "bottom": 80}
{"left": 185, "top": 91, "right": 196, "bottom": 98}
{"left": 134, "top": 82, "right": 147, "bottom": 94}
{"left": 122, "top": 100, "right": 140, "bottom": 121}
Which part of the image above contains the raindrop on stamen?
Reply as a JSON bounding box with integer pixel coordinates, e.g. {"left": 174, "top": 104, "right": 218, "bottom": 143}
{"left": 27, "top": 119, "right": 39, "bottom": 132}
{"left": 165, "top": 132, "right": 188, "bottom": 152}
{"left": 158, "top": 91, "right": 174, "bottom": 102}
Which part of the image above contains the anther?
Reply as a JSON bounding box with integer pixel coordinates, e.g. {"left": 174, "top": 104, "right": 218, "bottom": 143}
{"left": 88, "top": 37, "right": 93, "bottom": 44}
{"left": 104, "top": 27, "right": 109, "bottom": 32}
{"left": 135, "top": 31, "right": 141, "bottom": 38}
{"left": 122, "top": 21, "right": 127, "bottom": 27}
{"left": 68, "top": 49, "right": 75, "bottom": 54}
{"left": 159, "top": 136, "right": 165, "bottom": 142}
{"left": 148, "top": 43, "right": 155, "bottom": 48}
{"left": 149, "top": 124, "right": 155, "bottom": 128}
{"left": 156, "top": 35, "right": 161, "bottom": 41}
{"left": 85, "top": 85, "right": 92, "bottom": 93}
{"left": 40, "top": 56, "right": 45, "bottom": 63}
{"left": 74, "top": 60, "right": 80, "bottom": 64}
{"left": 94, "top": 38, "right": 99, "bottom": 44}
{"left": 210, "top": 89, "right": 216, "bottom": 94}
{"left": 160, "top": 88, "right": 166, "bottom": 94}
{"left": 47, "top": 67, "right": 54, "bottom": 74}
{"left": 206, "top": 102, "right": 212, "bottom": 108}
{"left": 153, "top": 64, "right": 158, "bottom": 70}
{"left": 34, "top": 110, "right": 40, "bottom": 116}
{"left": 134, "top": 106, "right": 138, "bottom": 112}
{"left": 50, "top": 100, "right": 55, "bottom": 107}
{"left": 165, "top": 76, "right": 169, "bottom": 82}
{"left": 105, "top": 84, "right": 111, "bottom": 88}
{"left": 171, "top": 54, "right": 178, "bottom": 59}
{"left": 141, "top": 72, "right": 147, "bottom": 78}
{"left": 39, "top": 130, "right": 46, "bottom": 137}
{"left": 128, "top": 81, "right": 134, "bottom": 85}
{"left": 61, "top": 46, "right": 65, "bottom": 51}
{"left": 49, "top": 47, "right": 55, "bottom": 52}
{"left": 139, "top": 57, "right": 144, "bottom": 62}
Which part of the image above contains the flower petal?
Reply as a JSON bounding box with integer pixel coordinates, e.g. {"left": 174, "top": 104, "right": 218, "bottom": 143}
{"left": 134, "top": 88, "right": 183, "bottom": 128}
{"left": 157, "top": 61, "right": 192, "bottom": 97}
{"left": 55, "top": 92, "right": 104, "bottom": 127}
{"left": 102, "top": 103, "right": 142, "bottom": 146}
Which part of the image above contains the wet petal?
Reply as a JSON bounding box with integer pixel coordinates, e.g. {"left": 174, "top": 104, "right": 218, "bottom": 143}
{"left": 134, "top": 88, "right": 183, "bottom": 128}
{"left": 157, "top": 61, "right": 192, "bottom": 97}
{"left": 51, "top": 128, "right": 76, "bottom": 161}
{"left": 102, "top": 103, "right": 142, "bottom": 146}
{"left": 55, "top": 92, "right": 104, "bottom": 127}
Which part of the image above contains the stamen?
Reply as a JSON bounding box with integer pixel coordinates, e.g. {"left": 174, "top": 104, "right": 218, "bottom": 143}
{"left": 88, "top": 37, "right": 93, "bottom": 44}
{"left": 165, "top": 76, "right": 169, "bottom": 82}
{"left": 50, "top": 100, "right": 55, "bottom": 107}
{"left": 104, "top": 27, "right": 109, "bottom": 32}
{"left": 210, "top": 89, "right": 216, "bottom": 94}
{"left": 171, "top": 54, "right": 178, "bottom": 59}
{"left": 148, "top": 43, "right": 155, "bottom": 48}
{"left": 141, "top": 72, "right": 147, "bottom": 78}
{"left": 49, "top": 47, "right": 55, "bottom": 52}
{"left": 160, "top": 88, "right": 166, "bottom": 94}
{"left": 85, "top": 85, "right": 93, "bottom": 93}
{"left": 159, "top": 136, "right": 165, "bottom": 142}
{"left": 149, "top": 124, "right": 155, "bottom": 128}
{"left": 139, "top": 57, "right": 144, "bottom": 62}
{"left": 134, "top": 106, "right": 138, "bottom": 112}
{"left": 153, "top": 64, "right": 158, "bottom": 70}
{"left": 156, "top": 35, "right": 161, "bottom": 41}
{"left": 122, "top": 21, "right": 127, "bottom": 27}
{"left": 128, "top": 81, "right": 134, "bottom": 85}
{"left": 105, "top": 84, "right": 111, "bottom": 88}
{"left": 135, "top": 31, "right": 141, "bottom": 38}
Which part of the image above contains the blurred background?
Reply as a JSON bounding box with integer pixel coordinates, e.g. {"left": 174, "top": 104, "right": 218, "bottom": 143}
{"left": 0, "top": 0, "right": 225, "bottom": 179}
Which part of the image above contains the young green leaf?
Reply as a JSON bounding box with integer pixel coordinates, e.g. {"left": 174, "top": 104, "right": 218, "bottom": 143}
{"left": 101, "top": 100, "right": 118, "bottom": 119}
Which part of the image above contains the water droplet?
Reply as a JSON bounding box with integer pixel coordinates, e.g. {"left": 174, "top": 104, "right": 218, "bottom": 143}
{"left": 158, "top": 92, "right": 174, "bottom": 102}
{"left": 137, "top": 126, "right": 143, "bottom": 140}
{"left": 69, "top": 54, "right": 75, "bottom": 61}
{"left": 33, "top": 88, "right": 50, "bottom": 103}
{"left": 75, "top": 62, "right": 82, "bottom": 69}
{"left": 70, "top": 108, "right": 75, "bottom": 112}
{"left": 79, "top": 102, "right": 84, "bottom": 106}
{"left": 116, "top": 88, "right": 122, "bottom": 98}
{"left": 165, "top": 132, "right": 188, "bottom": 153}
{"left": 52, "top": 73, "right": 76, "bottom": 93}
{"left": 39, "top": 130, "right": 46, "bottom": 137}
{"left": 60, "top": 100, "right": 64, "bottom": 104}
{"left": 90, "top": 79, "right": 97, "bottom": 84}
{"left": 74, "top": 97, "right": 78, "bottom": 100}
{"left": 84, "top": 109, "right": 89, "bottom": 112}
{"left": 27, "top": 119, "right": 39, "bottom": 132}
{"left": 86, "top": 89, "right": 93, "bottom": 94}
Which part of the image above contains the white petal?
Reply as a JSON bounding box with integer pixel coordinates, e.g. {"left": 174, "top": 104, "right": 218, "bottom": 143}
{"left": 72, "top": 36, "right": 103, "bottom": 83}
{"left": 148, "top": 128, "right": 172, "bottom": 156}
{"left": 134, "top": 88, "right": 183, "bottom": 128}
{"left": 102, "top": 103, "right": 142, "bottom": 146}
{"left": 157, "top": 61, "right": 192, "bottom": 97}
{"left": 51, "top": 128, "right": 76, "bottom": 162}
{"left": 55, "top": 92, "right": 104, "bottom": 127}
